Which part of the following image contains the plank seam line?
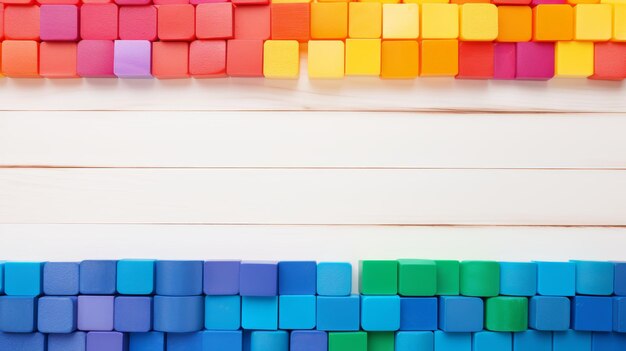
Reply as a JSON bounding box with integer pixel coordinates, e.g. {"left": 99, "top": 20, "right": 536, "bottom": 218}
{"left": 2, "top": 223, "right": 626, "bottom": 228}
{"left": 2, "top": 166, "right": 626, "bottom": 171}
{"left": 0, "top": 109, "right": 621, "bottom": 114}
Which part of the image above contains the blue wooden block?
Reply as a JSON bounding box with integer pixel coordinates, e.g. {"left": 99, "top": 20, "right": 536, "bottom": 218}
{"left": 591, "top": 332, "right": 626, "bottom": 351}
{"left": 317, "top": 262, "right": 352, "bottom": 296}
{"left": 167, "top": 332, "right": 202, "bottom": 351}
{"left": 572, "top": 296, "right": 613, "bottom": 332}
{"left": 553, "top": 330, "right": 591, "bottom": 351}
{"left": 248, "top": 331, "right": 288, "bottom": 351}
{"left": 0, "top": 262, "right": 4, "bottom": 294}
{"left": 80, "top": 260, "right": 117, "bottom": 295}
{"left": 155, "top": 260, "right": 203, "bottom": 296}
{"left": 43, "top": 262, "right": 79, "bottom": 296}
{"left": 613, "top": 297, "right": 626, "bottom": 332}
{"left": 204, "top": 260, "right": 240, "bottom": 295}
{"left": 535, "top": 261, "right": 575, "bottom": 296}
{"left": 361, "top": 295, "right": 401, "bottom": 331}
{"left": 499, "top": 262, "right": 537, "bottom": 296}
{"left": 472, "top": 331, "right": 511, "bottom": 351}
{"left": 114, "top": 297, "right": 152, "bottom": 332}
{"left": 573, "top": 261, "right": 614, "bottom": 296}
{"left": 129, "top": 332, "right": 164, "bottom": 351}
{"left": 153, "top": 296, "right": 204, "bottom": 333}
{"left": 0, "top": 296, "right": 37, "bottom": 332}
{"left": 279, "top": 295, "right": 316, "bottom": 330}
{"left": 0, "top": 332, "right": 46, "bottom": 351}
{"left": 205, "top": 295, "right": 241, "bottom": 330}
{"left": 395, "top": 331, "right": 433, "bottom": 351}
{"left": 117, "top": 259, "right": 155, "bottom": 295}
{"left": 5, "top": 261, "right": 43, "bottom": 296}
{"left": 86, "top": 332, "right": 127, "bottom": 351}
{"left": 400, "top": 298, "right": 437, "bottom": 331}
{"left": 438, "top": 296, "right": 483, "bottom": 332}
{"left": 77, "top": 296, "right": 114, "bottom": 331}
{"left": 240, "top": 261, "right": 278, "bottom": 297}
{"left": 203, "top": 330, "right": 243, "bottom": 351}
{"left": 513, "top": 331, "right": 552, "bottom": 351}
{"left": 278, "top": 261, "right": 317, "bottom": 295}
{"left": 48, "top": 332, "right": 86, "bottom": 351}
{"left": 316, "top": 295, "right": 360, "bottom": 331}
{"left": 290, "top": 330, "right": 328, "bottom": 351}
{"left": 614, "top": 262, "right": 626, "bottom": 296}
{"left": 241, "top": 296, "right": 278, "bottom": 330}
{"left": 38, "top": 296, "right": 77, "bottom": 333}
{"left": 434, "top": 331, "right": 470, "bottom": 351}
{"left": 528, "top": 296, "right": 570, "bottom": 331}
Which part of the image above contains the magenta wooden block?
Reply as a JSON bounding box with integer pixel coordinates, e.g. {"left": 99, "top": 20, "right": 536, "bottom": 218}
{"left": 494, "top": 43, "right": 516, "bottom": 80}
{"left": 40, "top": 5, "right": 79, "bottom": 41}
{"left": 114, "top": 40, "right": 152, "bottom": 78}
{"left": 77, "top": 40, "right": 115, "bottom": 78}
{"left": 86, "top": 332, "right": 127, "bottom": 351}
{"left": 78, "top": 296, "right": 114, "bottom": 331}
{"left": 516, "top": 42, "right": 554, "bottom": 81}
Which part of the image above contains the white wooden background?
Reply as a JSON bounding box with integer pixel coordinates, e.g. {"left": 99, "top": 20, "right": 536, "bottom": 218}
{"left": 1, "top": 74, "right": 626, "bottom": 270}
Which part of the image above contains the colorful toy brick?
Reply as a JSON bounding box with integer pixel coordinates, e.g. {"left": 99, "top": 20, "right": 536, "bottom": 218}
{"left": 116, "top": 0, "right": 150, "bottom": 5}
{"left": 435, "top": 260, "right": 460, "bottom": 295}
{"left": 382, "top": 4, "right": 419, "bottom": 39}
{"left": 196, "top": 3, "right": 233, "bottom": 39}
{"left": 77, "top": 295, "right": 114, "bottom": 331}
{"left": 497, "top": 6, "right": 532, "bottom": 42}
{"left": 240, "top": 261, "right": 278, "bottom": 296}
{"left": 535, "top": 261, "right": 575, "bottom": 296}
{"left": 153, "top": 296, "right": 204, "bottom": 332}
{"left": 77, "top": 40, "right": 115, "bottom": 78}
{"left": 615, "top": 4, "right": 626, "bottom": 41}
{"left": 86, "top": 332, "right": 126, "bottom": 351}
{"left": 361, "top": 296, "right": 400, "bottom": 331}
{"left": 291, "top": 330, "right": 328, "bottom": 351}
{"left": 204, "top": 260, "right": 240, "bottom": 295}
{"left": 40, "top": 42, "right": 77, "bottom": 77}
{"left": 167, "top": 332, "right": 202, "bottom": 351}
{"left": 203, "top": 330, "right": 242, "bottom": 351}
{"left": 529, "top": 296, "right": 570, "bottom": 330}
{"left": 205, "top": 295, "right": 241, "bottom": 330}
{"left": 328, "top": 332, "right": 367, "bottom": 351}
{"left": 346, "top": 39, "right": 381, "bottom": 76}
{"left": 421, "top": 4, "right": 459, "bottom": 39}
{"left": 553, "top": 330, "right": 592, "bottom": 351}
{"left": 533, "top": 5, "right": 574, "bottom": 41}
{"left": 248, "top": 331, "right": 289, "bottom": 351}
{"left": 395, "top": 331, "right": 433, "bottom": 351}
{"left": 420, "top": 39, "right": 459, "bottom": 76}
{"left": 591, "top": 42, "right": 626, "bottom": 80}
{"left": 119, "top": 6, "right": 158, "bottom": 40}
{"left": 459, "top": 4, "right": 498, "bottom": 41}
{"left": 234, "top": 5, "right": 270, "bottom": 40}
{"left": 271, "top": 3, "right": 310, "bottom": 42}
{"left": 459, "top": 261, "right": 499, "bottom": 297}
{"left": 43, "top": 262, "right": 79, "bottom": 295}
{"left": 4, "top": 5, "right": 40, "bottom": 40}
{"left": 438, "top": 296, "right": 483, "bottom": 332}
{"left": 485, "top": 296, "right": 528, "bottom": 332}
{"left": 513, "top": 330, "right": 552, "bottom": 351}
{"left": 0, "top": 296, "right": 37, "bottom": 332}
{"left": 348, "top": 2, "right": 382, "bottom": 39}
{"left": 499, "top": 262, "right": 537, "bottom": 296}
{"left": 190, "top": 40, "right": 227, "bottom": 78}
{"left": 571, "top": 296, "right": 613, "bottom": 331}
{"left": 241, "top": 296, "right": 278, "bottom": 330}
{"left": 0, "top": 333, "right": 45, "bottom": 351}
{"left": 308, "top": 40, "right": 345, "bottom": 79}
{"left": 397, "top": 260, "right": 436, "bottom": 297}
{"left": 116, "top": 259, "right": 155, "bottom": 295}
{"left": 317, "top": 295, "right": 360, "bottom": 331}
{"left": 80, "top": 4, "right": 118, "bottom": 40}
{"left": 80, "top": 260, "right": 117, "bottom": 295}
{"left": 114, "top": 40, "right": 152, "bottom": 78}
{"left": 226, "top": 40, "right": 263, "bottom": 77}
{"left": 37, "top": 296, "right": 77, "bottom": 333}
{"left": 360, "top": 260, "right": 398, "bottom": 295}
{"left": 263, "top": 40, "right": 300, "bottom": 79}
{"left": 574, "top": 4, "right": 612, "bottom": 41}
{"left": 5, "top": 261, "right": 43, "bottom": 296}
{"left": 48, "top": 332, "right": 87, "bottom": 351}
{"left": 129, "top": 332, "right": 164, "bottom": 351}
{"left": 158, "top": 5, "right": 195, "bottom": 41}
{"left": 574, "top": 260, "right": 614, "bottom": 295}
{"left": 114, "top": 297, "right": 152, "bottom": 332}
{"left": 591, "top": 332, "right": 626, "bottom": 351}
{"left": 400, "top": 298, "right": 437, "bottom": 331}
{"left": 434, "top": 331, "right": 471, "bottom": 351}
{"left": 380, "top": 40, "right": 419, "bottom": 79}
{"left": 310, "top": 3, "right": 348, "bottom": 39}
{"left": 613, "top": 297, "right": 626, "bottom": 332}
{"left": 279, "top": 295, "right": 316, "bottom": 329}
{"left": 317, "top": 262, "right": 352, "bottom": 296}
{"left": 457, "top": 42, "right": 494, "bottom": 79}
{"left": 155, "top": 260, "right": 203, "bottom": 296}
{"left": 40, "top": 5, "right": 79, "bottom": 41}
{"left": 516, "top": 42, "right": 555, "bottom": 80}
{"left": 472, "top": 331, "right": 512, "bottom": 351}
{"left": 368, "top": 332, "right": 394, "bottom": 351}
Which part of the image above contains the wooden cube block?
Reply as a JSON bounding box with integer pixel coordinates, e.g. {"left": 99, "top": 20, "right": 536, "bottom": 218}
{"left": 493, "top": 0, "right": 530, "bottom": 4}
{"left": 154, "top": 0, "right": 188, "bottom": 4}
{"left": 421, "top": 4, "right": 459, "bottom": 39}
{"left": 40, "top": 5, "right": 79, "bottom": 41}
{"left": 226, "top": 39, "right": 263, "bottom": 77}
{"left": 116, "top": 0, "right": 150, "bottom": 5}
{"left": 361, "top": 296, "right": 401, "bottom": 331}
{"left": 457, "top": 42, "right": 494, "bottom": 79}
{"left": 317, "top": 296, "right": 360, "bottom": 330}
{"left": 460, "top": 261, "right": 500, "bottom": 297}
{"left": 152, "top": 42, "right": 189, "bottom": 79}
{"left": 591, "top": 42, "right": 626, "bottom": 80}
{"left": 271, "top": 0, "right": 310, "bottom": 3}
{"left": 116, "top": 260, "right": 155, "bottom": 295}
{"left": 80, "top": 260, "right": 117, "bottom": 295}
{"left": 189, "top": 40, "right": 226, "bottom": 77}
{"left": 497, "top": 6, "right": 532, "bottom": 42}
{"left": 205, "top": 295, "right": 240, "bottom": 329}
{"left": 271, "top": 3, "right": 310, "bottom": 42}
{"left": 435, "top": 260, "right": 460, "bottom": 296}
{"left": 155, "top": 261, "right": 203, "bottom": 296}
{"left": 317, "top": 262, "right": 352, "bottom": 296}
{"left": 78, "top": 295, "right": 114, "bottom": 330}
{"left": 196, "top": 3, "right": 233, "bottom": 40}
{"left": 308, "top": 40, "right": 344, "bottom": 79}
{"left": 280, "top": 262, "right": 317, "bottom": 296}
{"left": 119, "top": 6, "right": 157, "bottom": 40}
{"left": 4, "top": 5, "right": 40, "bottom": 40}
{"left": 533, "top": 5, "right": 574, "bottom": 41}
{"left": 241, "top": 296, "right": 278, "bottom": 330}
{"left": 529, "top": 296, "right": 570, "bottom": 330}
{"left": 499, "top": 262, "right": 537, "bottom": 296}
{"left": 349, "top": 3, "right": 381, "bottom": 39}
{"left": 381, "top": 40, "right": 419, "bottom": 79}
{"left": 555, "top": 41, "right": 594, "bottom": 77}
{"left": 346, "top": 39, "right": 381, "bottom": 76}
{"left": 460, "top": 4, "right": 498, "bottom": 41}
{"left": 77, "top": 40, "right": 115, "bottom": 77}
{"left": 1, "top": 0, "right": 32, "bottom": 5}
{"left": 451, "top": 0, "right": 490, "bottom": 3}
{"left": 533, "top": 0, "right": 567, "bottom": 4}
{"left": 382, "top": 4, "right": 419, "bottom": 39}
{"left": 233, "top": 0, "right": 267, "bottom": 5}
{"left": 83, "top": 0, "right": 113, "bottom": 4}
{"left": 439, "top": 296, "right": 484, "bottom": 332}
{"left": 153, "top": 296, "right": 203, "bottom": 332}
{"left": 485, "top": 297, "right": 528, "bottom": 332}
{"left": 311, "top": 3, "right": 348, "bottom": 39}
{"left": 0, "top": 7, "right": 4, "bottom": 40}
{"left": 263, "top": 40, "right": 300, "bottom": 79}
{"left": 568, "top": 0, "right": 599, "bottom": 4}
{"left": 114, "top": 296, "right": 152, "bottom": 332}
{"left": 2, "top": 40, "right": 39, "bottom": 77}
{"left": 420, "top": 39, "right": 458, "bottom": 76}
{"left": 575, "top": 4, "right": 612, "bottom": 40}
{"left": 535, "top": 261, "right": 575, "bottom": 296}
{"left": 279, "top": 295, "right": 315, "bottom": 329}
{"left": 0, "top": 296, "right": 38, "bottom": 331}
{"left": 204, "top": 261, "right": 241, "bottom": 296}
{"left": 158, "top": 5, "right": 195, "bottom": 41}
{"left": 40, "top": 42, "right": 78, "bottom": 78}
{"left": 114, "top": 40, "right": 152, "bottom": 78}
{"left": 329, "top": 332, "right": 367, "bottom": 351}
{"left": 360, "top": 260, "right": 398, "bottom": 295}
{"left": 248, "top": 331, "right": 288, "bottom": 351}
{"left": 43, "top": 262, "right": 79, "bottom": 295}
{"left": 38, "top": 296, "right": 78, "bottom": 333}
{"left": 398, "top": 260, "right": 437, "bottom": 297}
{"left": 234, "top": 5, "right": 270, "bottom": 40}
{"left": 81, "top": 4, "right": 118, "bottom": 40}
{"left": 574, "top": 261, "right": 614, "bottom": 295}
{"left": 615, "top": 4, "right": 626, "bottom": 41}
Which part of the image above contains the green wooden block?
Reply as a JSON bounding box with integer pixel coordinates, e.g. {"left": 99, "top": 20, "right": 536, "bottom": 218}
{"left": 367, "top": 332, "right": 394, "bottom": 351}
{"left": 329, "top": 332, "right": 368, "bottom": 351}
{"left": 485, "top": 296, "right": 528, "bottom": 332}
{"left": 359, "top": 261, "right": 398, "bottom": 295}
{"left": 398, "top": 259, "right": 436, "bottom": 297}
{"left": 460, "top": 261, "right": 500, "bottom": 297}
{"left": 435, "top": 260, "right": 460, "bottom": 295}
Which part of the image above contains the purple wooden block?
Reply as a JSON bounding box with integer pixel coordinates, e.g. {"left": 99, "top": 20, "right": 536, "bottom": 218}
{"left": 40, "top": 5, "right": 79, "bottom": 41}
{"left": 204, "top": 261, "right": 241, "bottom": 295}
{"left": 114, "top": 297, "right": 152, "bottom": 332}
{"left": 240, "top": 261, "right": 278, "bottom": 297}
{"left": 78, "top": 296, "right": 114, "bottom": 331}
{"left": 114, "top": 40, "right": 152, "bottom": 78}
{"left": 516, "top": 42, "right": 555, "bottom": 80}
{"left": 86, "top": 332, "right": 127, "bottom": 351}
{"left": 291, "top": 330, "right": 328, "bottom": 351}
{"left": 494, "top": 43, "right": 516, "bottom": 80}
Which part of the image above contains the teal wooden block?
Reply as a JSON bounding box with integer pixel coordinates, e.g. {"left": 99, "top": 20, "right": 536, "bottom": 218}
{"left": 573, "top": 261, "right": 614, "bottom": 296}
{"left": 241, "top": 296, "right": 278, "bottom": 330}
{"left": 129, "top": 332, "right": 164, "bottom": 351}
{"left": 472, "top": 331, "right": 511, "bottom": 351}
{"left": 317, "top": 262, "right": 352, "bottom": 296}
{"left": 5, "top": 262, "right": 43, "bottom": 296}
{"left": 434, "top": 331, "right": 470, "bottom": 351}
{"left": 535, "top": 262, "right": 575, "bottom": 296}
{"left": 513, "top": 331, "right": 552, "bottom": 351}
{"left": 553, "top": 330, "right": 591, "bottom": 351}
{"left": 499, "top": 262, "right": 537, "bottom": 296}
{"left": 361, "top": 295, "right": 400, "bottom": 331}
{"left": 205, "top": 296, "right": 240, "bottom": 330}
{"left": 248, "top": 331, "right": 289, "bottom": 351}
{"left": 117, "top": 259, "right": 155, "bottom": 295}
{"left": 279, "top": 295, "right": 316, "bottom": 330}
{"left": 395, "top": 331, "right": 433, "bottom": 351}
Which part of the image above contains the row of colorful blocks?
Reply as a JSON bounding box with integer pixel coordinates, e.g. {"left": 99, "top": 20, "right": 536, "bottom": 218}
{"left": 1, "top": 3, "right": 625, "bottom": 42}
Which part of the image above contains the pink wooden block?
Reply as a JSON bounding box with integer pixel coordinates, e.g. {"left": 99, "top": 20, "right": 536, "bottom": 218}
{"left": 115, "top": 0, "right": 149, "bottom": 5}
{"left": 154, "top": 0, "right": 189, "bottom": 4}
{"left": 0, "top": 6, "right": 4, "bottom": 40}
{"left": 191, "top": 0, "right": 228, "bottom": 4}
{"left": 81, "top": 4, "right": 119, "bottom": 40}
{"left": 196, "top": 3, "right": 233, "bottom": 39}
{"left": 516, "top": 42, "right": 554, "bottom": 80}
{"left": 494, "top": 43, "right": 516, "bottom": 80}
{"left": 40, "top": 5, "right": 79, "bottom": 41}
{"left": 37, "top": 0, "right": 79, "bottom": 5}
{"left": 77, "top": 40, "right": 115, "bottom": 77}
{"left": 119, "top": 6, "right": 157, "bottom": 40}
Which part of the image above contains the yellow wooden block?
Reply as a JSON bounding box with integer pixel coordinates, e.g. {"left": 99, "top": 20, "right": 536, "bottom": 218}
{"left": 404, "top": 0, "right": 448, "bottom": 4}
{"left": 601, "top": 0, "right": 626, "bottom": 4}
{"left": 555, "top": 41, "right": 594, "bottom": 77}
{"left": 359, "top": 0, "right": 400, "bottom": 4}
{"left": 263, "top": 40, "right": 300, "bottom": 79}
{"left": 345, "top": 39, "right": 381, "bottom": 76}
{"left": 349, "top": 2, "right": 382, "bottom": 38}
{"left": 613, "top": 4, "right": 626, "bottom": 41}
{"left": 308, "top": 40, "right": 345, "bottom": 79}
{"left": 460, "top": 3, "right": 499, "bottom": 41}
{"left": 568, "top": 0, "right": 600, "bottom": 4}
{"left": 382, "top": 4, "right": 419, "bottom": 39}
{"left": 421, "top": 4, "right": 459, "bottom": 39}
{"left": 575, "top": 4, "right": 612, "bottom": 40}
{"left": 311, "top": 3, "right": 348, "bottom": 39}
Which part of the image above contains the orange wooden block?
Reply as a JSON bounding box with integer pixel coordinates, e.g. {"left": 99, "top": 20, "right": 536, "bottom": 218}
{"left": 196, "top": 3, "right": 233, "bottom": 40}
{"left": 497, "top": 6, "right": 531, "bottom": 42}
{"left": 533, "top": 5, "right": 574, "bottom": 41}
{"left": 189, "top": 40, "right": 227, "bottom": 78}
{"left": 2, "top": 40, "right": 39, "bottom": 77}
{"left": 158, "top": 4, "right": 196, "bottom": 41}
{"left": 420, "top": 39, "right": 459, "bottom": 76}
{"left": 152, "top": 41, "right": 189, "bottom": 78}
{"left": 451, "top": 0, "right": 489, "bottom": 3}
{"left": 380, "top": 40, "right": 419, "bottom": 79}
{"left": 310, "top": 2, "right": 348, "bottom": 39}
{"left": 4, "top": 5, "right": 40, "bottom": 40}
{"left": 271, "top": 3, "right": 310, "bottom": 42}
{"left": 457, "top": 41, "right": 494, "bottom": 79}
{"left": 40, "top": 42, "right": 78, "bottom": 78}
{"left": 234, "top": 5, "right": 270, "bottom": 40}
{"left": 226, "top": 39, "right": 264, "bottom": 77}
{"left": 492, "top": 0, "right": 530, "bottom": 4}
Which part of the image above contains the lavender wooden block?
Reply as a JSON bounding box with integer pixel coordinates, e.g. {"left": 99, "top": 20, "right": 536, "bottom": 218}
{"left": 40, "top": 5, "right": 79, "bottom": 41}
{"left": 114, "top": 40, "right": 152, "bottom": 78}
{"left": 86, "top": 332, "right": 127, "bottom": 351}
{"left": 204, "top": 261, "right": 241, "bottom": 295}
{"left": 78, "top": 296, "right": 114, "bottom": 331}
{"left": 240, "top": 261, "right": 278, "bottom": 297}
{"left": 114, "top": 297, "right": 152, "bottom": 332}
{"left": 516, "top": 42, "right": 555, "bottom": 80}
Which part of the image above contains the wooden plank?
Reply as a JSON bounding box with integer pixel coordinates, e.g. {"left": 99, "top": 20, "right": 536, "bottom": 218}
{"left": 1, "top": 168, "right": 625, "bottom": 225}
{"left": 1, "top": 111, "right": 625, "bottom": 169}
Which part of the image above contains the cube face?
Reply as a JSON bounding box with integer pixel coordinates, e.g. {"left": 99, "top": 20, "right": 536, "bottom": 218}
{"left": 571, "top": 296, "right": 613, "bottom": 332}
{"left": 533, "top": 5, "right": 574, "bottom": 41}
{"left": 278, "top": 261, "right": 317, "bottom": 295}
{"left": 457, "top": 42, "right": 494, "bottom": 79}
{"left": 290, "top": 330, "right": 328, "bottom": 351}
{"left": 529, "top": 296, "right": 570, "bottom": 331}
{"left": 497, "top": 6, "right": 532, "bottom": 42}
{"left": 40, "top": 5, "right": 79, "bottom": 41}
{"left": 317, "top": 295, "right": 360, "bottom": 331}
{"left": 311, "top": 3, "right": 348, "bottom": 39}
{"left": 226, "top": 40, "right": 263, "bottom": 77}
{"left": 204, "top": 261, "right": 240, "bottom": 295}
{"left": 574, "top": 260, "right": 614, "bottom": 295}
{"left": 513, "top": 330, "right": 552, "bottom": 351}
{"left": 234, "top": 5, "right": 270, "bottom": 40}
{"left": 368, "top": 332, "right": 394, "bottom": 351}
{"left": 241, "top": 296, "right": 278, "bottom": 330}
{"left": 349, "top": 2, "right": 382, "bottom": 39}
{"left": 382, "top": 4, "right": 419, "bottom": 39}
{"left": 279, "top": 295, "right": 316, "bottom": 330}
{"left": 591, "top": 333, "right": 626, "bottom": 351}
{"left": 435, "top": 260, "right": 460, "bottom": 295}
{"left": 361, "top": 296, "right": 401, "bottom": 331}
{"left": 117, "top": 259, "right": 155, "bottom": 295}
{"left": 263, "top": 40, "right": 300, "bottom": 79}
{"left": 421, "top": 4, "right": 459, "bottom": 39}
{"left": 86, "top": 332, "right": 126, "bottom": 351}
{"left": 575, "top": 4, "right": 612, "bottom": 40}
{"left": 4, "top": 5, "right": 40, "bottom": 40}
{"left": 420, "top": 39, "right": 458, "bottom": 76}
{"left": 203, "top": 331, "right": 242, "bottom": 351}
{"left": 308, "top": 40, "right": 345, "bottom": 79}
{"left": 515, "top": 42, "right": 555, "bottom": 80}
{"left": 78, "top": 296, "right": 114, "bottom": 331}
{"left": 80, "top": 260, "right": 117, "bottom": 295}
{"left": 359, "top": 260, "right": 398, "bottom": 295}
{"left": 460, "top": 4, "right": 498, "bottom": 41}
{"left": 167, "top": 332, "right": 202, "bottom": 351}
{"left": 615, "top": 4, "right": 626, "bottom": 41}
{"left": 499, "top": 262, "right": 537, "bottom": 296}
{"left": 613, "top": 297, "right": 626, "bottom": 332}
{"left": 38, "top": 296, "right": 78, "bottom": 333}
{"left": 317, "top": 262, "right": 352, "bottom": 296}
{"left": 114, "top": 40, "right": 152, "bottom": 78}
{"left": 494, "top": 43, "right": 516, "bottom": 79}
{"left": 0, "top": 296, "right": 37, "bottom": 332}
{"left": 41, "top": 42, "right": 78, "bottom": 78}
{"left": 398, "top": 260, "right": 436, "bottom": 297}
{"left": 400, "top": 298, "right": 437, "bottom": 331}
{"left": 381, "top": 39, "right": 419, "bottom": 78}
{"left": 129, "top": 331, "right": 164, "bottom": 351}
{"left": 472, "top": 331, "right": 512, "bottom": 351}
{"left": 119, "top": 6, "right": 158, "bottom": 40}
{"left": 395, "top": 331, "right": 433, "bottom": 351}
{"left": 271, "top": 3, "right": 310, "bottom": 42}
{"left": 48, "top": 332, "right": 87, "bottom": 351}
{"left": 196, "top": 3, "right": 234, "bottom": 39}
{"left": 81, "top": 4, "right": 118, "bottom": 40}
{"left": 460, "top": 261, "right": 500, "bottom": 297}
{"left": 552, "top": 330, "right": 591, "bottom": 351}
{"left": 158, "top": 5, "right": 195, "bottom": 41}
{"left": 346, "top": 39, "right": 381, "bottom": 76}
{"left": 0, "top": 333, "right": 46, "bottom": 351}
{"left": 434, "top": 331, "right": 471, "bottom": 351}
{"left": 536, "top": 261, "right": 575, "bottom": 296}
{"left": 5, "top": 261, "right": 42, "bottom": 296}
{"left": 240, "top": 261, "right": 278, "bottom": 297}
{"left": 204, "top": 296, "right": 241, "bottom": 330}
{"left": 114, "top": 297, "right": 153, "bottom": 332}
{"left": 249, "top": 331, "right": 289, "bottom": 351}
{"left": 591, "top": 42, "right": 626, "bottom": 80}
{"left": 328, "top": 332, "right": 367, "bottom": 351}
{"left": 77, "top": 40, "right": 115, "bottom": 77}
{"left": 616, "top": 263, "right": 626, "bottom": 296}
{"left": 153, "top": 296, "right": 204, "bottom": 332}
{"left": 189, "top": 40, "right": 227, "bottom": 78}
{"left": 438, "top": 296, "right": 483, "bottom": 332}
{"left": 155, "top": 260, "right": 203, "bottom": 296}
{"left": 485, "top": 297, "right": 528, "bottom": 332}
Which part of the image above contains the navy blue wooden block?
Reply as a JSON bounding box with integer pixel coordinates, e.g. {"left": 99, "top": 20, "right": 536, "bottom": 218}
{"left": 0, "top": 332, "right": 46, "bottom": 351}
{"left": 400, "top": 297, "right": 437, "bottom": 331}
{"left": 153, "top": 296, "right": 204, "bottom": 333}
{"left": 278, "top": 261, "right": 317, "bottom": 295}
{"left": 156, "top": 261, "right": 203, "bottom": 296}
{"left": 80, "top": 260, "right": 117, "bottom": 295}
{"left": 38, "top": 296, "right": 77, "bottom": 333}
{"left": 114, "top": 297, "right": 152, "bottom": 332}
{"left": 613, "top": 297, "right": 626, "bottom": 332}
{"left": 44, "top": 262, "right": 79, "bottom": 296}
{"left": 0, "top": 296, "right": 37, "bottom": 332}
{"left": 48, "top": 332, "right": 86, "bottom": 351}
{"left": 571, "top": 296, "right": 613, "bottom": 332}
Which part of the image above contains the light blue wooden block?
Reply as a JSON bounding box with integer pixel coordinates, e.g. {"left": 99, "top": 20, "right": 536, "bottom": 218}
{"left": 5, "top": 262, "right": 43, "bottom": 296}
{"left": 205, "top": 296, "right": 241, "bottom": 330}
{"left": 317, "top": 262, "right": 352, "bottom": 296}
{"left": 395, "top": 331, "right": 433, "bottom": 351}
{"left": 499, "top": 262, "right": 537, "bottom": 296}
{"left": 241, "top": 297, "right": 278, "bottom": 330}
{"left": 317, "top": 295, "right": 360, "bottom": 331}
{"left": 129, "top": 332, "right": 164, "bottom": 351}
{"left": 279, "top": 295, "right": 316, "bottom": 330}
{"left": 553, "top": 330, "right": 591, "bottom": 351}
{"left": 361, "top": 295, "right": 400, "bottom": 331}
{"left": 535, "top": 262, "right": 575, "bottom": 296}
{"left": 117, "top": 259, "right": 155, "bottom": 295}
{"left": 434, "top": 331, "right": 471, "bottom": 351}
{"left": 472, "top": 331, "right": 512, "bottom": 351}
{"left": 573, "top": 261, "right": 614, "bottom": 296}
{"left": 513, "top": 330, "right": 552, "bottom": 351}
{"left": 0, "top": 262, "right": 5, "bottom": 294}
{"left": 249, "top": 331, "right": 289, "bottom": 351}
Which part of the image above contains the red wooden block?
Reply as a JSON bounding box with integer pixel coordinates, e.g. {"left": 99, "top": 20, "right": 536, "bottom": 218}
{"left": 4, "top": 5, "right": 40, "bottom": 40}
{"left": 196, "top": 3, "right": 233, "bottom": 39}
{"left": 189, "top": 40, "right": 227, "bottom": 77}
{"left": 234, "top": 5, "right": 270, "bottom": 40}
{"left": 158, "top": 5, "right": 195, "bottom": 41}
{"left": 2, "top": 0, "right": 32, "bottom": 5}
{"left": 591, "top": 43, "right": 626, "bottom": 81}
{"left": 226, "top": 39, "right": 263, "bottom": 77}
{"left": 457, "top": 42, "right": 494, "bottom": 79}
{"left": 115, "top": 0, "right": 149, "bottom": 5}
{"left": 38, "top": 0, "right": 80, "bottom": 4}
{"left": 153, "top": 0, "right": 187, "bottom": 4}
{"left": 81, "top": 4, "right": 119, "bottom": 40}
{"left": 152, "top": 41, "right": 189, "bottom": 78}
{"left": 77, "top": 40, "right": 115, "bottom": 77}
{"left": 271, "top": 3, "right": 310, "bottom": 42}
{"left": 0, "top": 6, "right": 3, "bottom": 40}
{"left": 40, "top": 42, "right": 78, "bottom": 78}
{"left": 1, "top": 40, "right": 39, "bottom": 77}
{"left": 119, "top": 6, "right": 157, "bottom": 40}
{"left": 233, "top": 0, "right": 267, "bottom": 5}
